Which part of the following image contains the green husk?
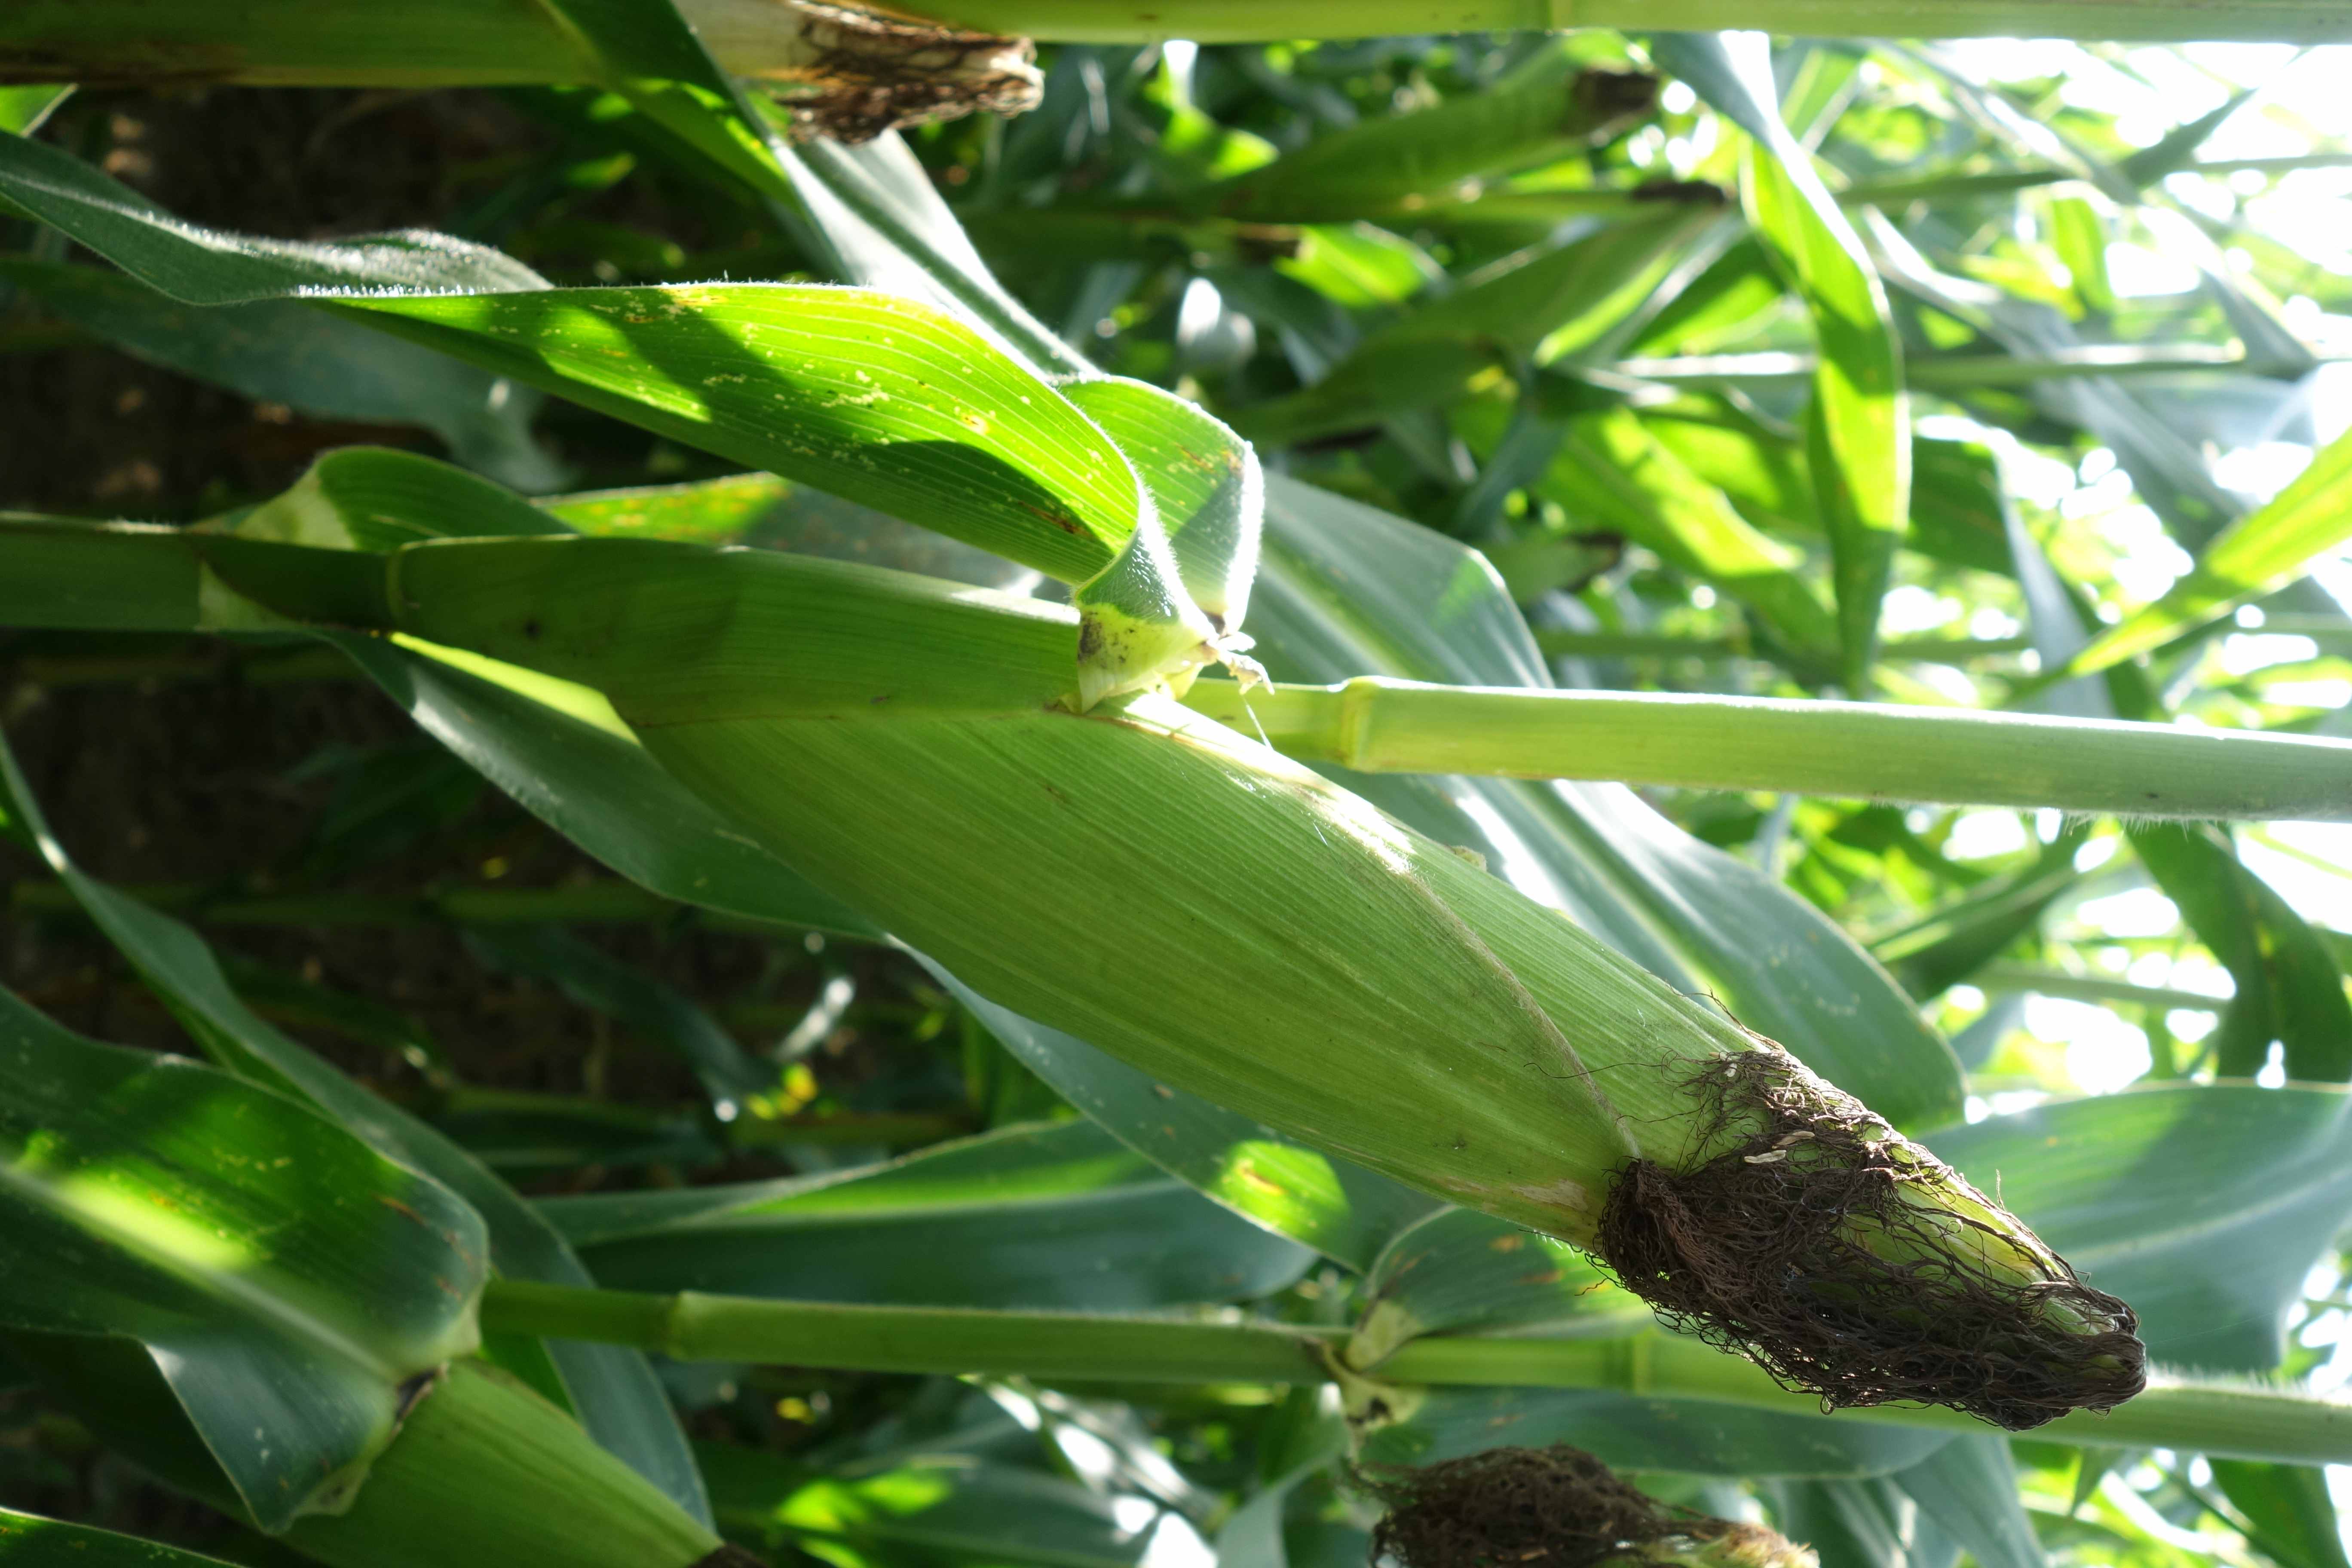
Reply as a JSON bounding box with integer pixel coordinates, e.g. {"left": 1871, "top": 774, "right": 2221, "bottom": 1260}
{"left": 17, "top": 1341, "right": 725, "bottom": 1568}
{"left": 340, "top": 532, "right": 2142, "bottom": 1426}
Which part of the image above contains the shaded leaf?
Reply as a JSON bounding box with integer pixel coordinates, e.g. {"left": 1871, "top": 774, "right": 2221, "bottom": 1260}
{"left": 929, "top": 968, "right": 1440, "bottom": 1273}
{"left": 1893, "top": 1435, "right": 2046, "bottom": 1568}
{"left": 0, "top": 1506, "right": 243, "bottom": 1565}
{"left": 702, "top": 1447, "right": 1155, "bottom": 1568}
{"left": 1358, "top": 1386, "right": 1953, "bottom": 1479}
{"left": 462, "top": 924, "right": 774, "bottom": 1118}
{"left": 0, "top": 260, "right": 560, "bottom": 491}
{"left": 0, "top": 985, "right": 484, "bottom": 1530}
{"left": 2209, "top": 1460, "right": 2352, "bottom": 1568}
{"left": 0, "top": 731, "right": 712, "bottom": 1526}
{"left": 543, "top": 1118, "right": 1316, "bottom": 1310}
{"left": 0, "top": 128, "right": 542, "bottom": 303}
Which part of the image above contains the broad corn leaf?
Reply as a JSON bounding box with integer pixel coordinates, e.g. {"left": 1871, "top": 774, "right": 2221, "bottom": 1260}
{"left": 0, "top": 128, "right": 542, "bottom": 302}
{"left": 1744, "top": 139, "right": 1908, "bottom": 695}
{"left": 0, "top": 986, "right": 485, "bottom": 1530}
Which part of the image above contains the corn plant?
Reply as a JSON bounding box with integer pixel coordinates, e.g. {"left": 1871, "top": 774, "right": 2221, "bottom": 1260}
{"left": 3, "top": 4, "right": 2352, "bottom": 1568}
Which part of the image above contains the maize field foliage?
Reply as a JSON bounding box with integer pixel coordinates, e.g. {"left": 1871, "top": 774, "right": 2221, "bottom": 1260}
{"left": 3, "top": 0, "right": 2352, "bottom": 1563}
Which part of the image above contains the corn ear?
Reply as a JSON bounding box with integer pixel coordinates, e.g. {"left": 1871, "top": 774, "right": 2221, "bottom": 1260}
{"left": 284, "top": 1360, "right": 728, "bottom": 1568}
{"left": 49, "top": 508, "right": 2123, "bottom": 1427}
{"left": 382, "top": 535, "right": 1660, "bottom": 1231}
{"left": 1355, "top": 1444, "right": 1817, "bottom": 1568}
{"left": 333, "top": 532, "right": 2147, "bottom": 1425}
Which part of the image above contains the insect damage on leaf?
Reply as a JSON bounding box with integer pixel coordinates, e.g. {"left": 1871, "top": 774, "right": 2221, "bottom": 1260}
{"left": 1357, "top": 1444, "right": 1816, "bottom": 1568}
{"left": 1596, "top": 1045, "right": 2145, "bottom": 1430}
{"left": 746, "top": 0, "right": 1042, "bottom": 141}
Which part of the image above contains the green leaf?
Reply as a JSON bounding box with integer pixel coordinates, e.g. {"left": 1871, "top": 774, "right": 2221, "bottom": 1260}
{"left": 932, "top": 970, "right": 1441, "bottom": 1272}
{"left": 2128, "top": 824, "right": 2352, "bottom": 1081}
{"left": 1275, "top": 223, "right": 1442, "bottom": 309}
{"left": 0, "top": 128, "right": 543, "bottom": 303}
{"left": 0, "top": 126, "right": 1231, "bottom": 700}
{"left": 215, "top": 954, "right": 444, "bottom": 1072}
{"left": 337, "top": 284, "right": 1223, "bottom": 700}
{"left": 1358, "top": 1385, "right": 1955, "bottom": 1479}
{"left": 1351, "top": 1206, "right": 1645, "bottom": 1357}
{"left": 2044, "top": 195, "right": 2116, "bottom": 316}
{"left": 520, "top": 0, "right": 798, "bottom": 210}
{"left": 1741, "top": 132, "right": 1907, "bottom": 694}
{"left": 0, "top": 984, "right": 485, "bottom": 1531}
{"left": 0, "top": 1506, "right": 242, "bottom": 1565}
{"left": 1059, "top": 375, "right": 1263, "bottom": 631}
{"left": 782, "top": 134, "right": 1089, "bottom": 379}
{"left": 462, "top": 925, "right": 774, "bottom": 1118}
{"left": 0, "top": 260, "right": 560, "bottom": 492}
{"left": 1656, "top": 33, "right": 1908, "bottom": 691}
{"left": 1892, "top": 1435, "right": 2047, "bottom": 1568}
{"left": 1209, "top": 48, "right": 1656, "bottom": 220}
{"left": 330, "top": 634, "right": 877, "bottom": 940}
{"left": 2208, "top": 1460, "right": 2352, "bottom": 1568}
{"left": 1925, "top": 1084, "right": 2352, "bottom": 1372}
{"left": 542, "top": 1118, "right": 1315, "bottom": 1310}
{"left": 0, "top": 730, "right": 714, "bottom": 1527}
{"left": 237, "top": 446, "right": 570, "bottom": 551}
{"left": 0, "top": 85, "right": 69, "bottom": 136}
{"left": 543, "top": 469, "right": 1041, "bottom": 584}
{"left": 1534, "top": 404, "right": 1840, "bottom": 667}
{"left": 1764, "top": 1478, "right": 1916, "bottom": 1568}
{"left": 1230, "top": 209, "right": 1706, "bottom": 446}
{"left": 1871, "top": 826, "right": 2089, "bottom": 998}
{"left": 339, "top": 284, "right": 1140, "bottom": 585}
{"left": 431, "top": 1090, "right": 717, "bottom": 1175}
{"left": 702, "top": 1447, "right": 1154, "bottom": 1568}
{"left": 2071, "top": 426, "right": 2352, "bottom": 676}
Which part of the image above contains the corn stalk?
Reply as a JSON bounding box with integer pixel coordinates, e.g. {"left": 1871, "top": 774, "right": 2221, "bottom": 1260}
{"left": 472, "top": 1280, "right": 2352, "bottom": 1467}
{"left": 1, "top": 0, "right": 2346, "bottom": 65}
{"left": 1179, "top": 677, "right": 2352, "bottom": 821}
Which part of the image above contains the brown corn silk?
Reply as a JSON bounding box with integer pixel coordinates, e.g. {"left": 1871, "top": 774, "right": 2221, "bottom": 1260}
{"left": 1596, "top": 1046, "right": 2145, "bottom": 1430}
{"left": 1359, "top": 1445, "right": 1815, "bottom": 1568}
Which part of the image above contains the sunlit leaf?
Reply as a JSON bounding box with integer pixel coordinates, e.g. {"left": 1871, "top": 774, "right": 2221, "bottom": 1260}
{"left": 2072, "top": 426, "right": 2352, "bottom": 675}
{"left": 0, "top": 985, "right": 484, "bottom": 1530}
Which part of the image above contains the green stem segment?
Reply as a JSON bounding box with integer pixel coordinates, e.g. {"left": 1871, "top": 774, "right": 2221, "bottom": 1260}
{"left": 484, "top": 1280, "right": 1324, "bottom": 1383}
{"left": 479, "top": 1281, "right": 2352, "bottom": 1467}
{"left": 885, "top": 0, "right": 2351, "bottom": 41}
{"left": 1179, "top": 676, "right": 2352, "bottom": 822}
